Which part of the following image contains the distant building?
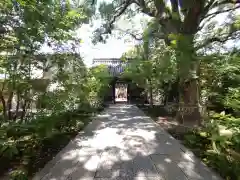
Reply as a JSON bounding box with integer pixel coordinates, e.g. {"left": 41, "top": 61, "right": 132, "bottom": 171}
{"left": 92, "top": 58, "right": 128, "bottom": 76}
{"left": 92, "top": 58, "right": 146, "bottom": 104}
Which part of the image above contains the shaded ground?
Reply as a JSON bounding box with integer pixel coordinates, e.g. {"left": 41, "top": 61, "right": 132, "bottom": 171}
{"left": 137, "top": 104, "right": 240, "bottom": 180}
{"left": 0, "top": 106, "right": 106, "bottom": 179}
{"left": 136, "top": 104, "right": 194, "bottom": 139}
{"left": 33, "top": 104, "right": 222, "bottom": 180}
{"left": 0, "top": 131, "right": 78, "bottom": 179}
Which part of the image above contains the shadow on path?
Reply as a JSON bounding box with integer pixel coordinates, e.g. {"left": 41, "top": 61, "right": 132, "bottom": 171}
{"left": 33, "top": 104, "right": 222, "bottom": 180}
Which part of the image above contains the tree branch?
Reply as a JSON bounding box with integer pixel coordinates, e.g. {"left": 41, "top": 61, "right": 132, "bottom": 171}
{"left": 107, "top": 0, "right": 133, "bottom": 32}
{"left": 204, "top": 5, "right": 240, "bottom": 19}
{"left": 92, "top": 0, "right": 134, "bottom": 42}
{"left": 115, "top": 28, "right": 143, "bottom": 40}
{"left": 198, "top": 4, "right": 240, "bottom": 31}
{"left": 199, "top": 0, "right": 239, "bottom": 24}
{"left": 199, "top": 0, "right": 216, "bottom": 22}
{"left": 135, "top": 0, "right": 156, "bottom": 17}
{"left": 212, "top": 0, "right": 240, "bottom": 8}
{"left": 153, "top": 0, "right": 166, "bottom": 17}
{"left": 196, "top": 31, "right": 237, "bottom": 50}
{"left": 101, "top": 0, "right": 133, "bottom": 35}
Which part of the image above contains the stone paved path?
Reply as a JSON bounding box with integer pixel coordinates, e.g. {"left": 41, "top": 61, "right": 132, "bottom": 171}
{"left": 33, "top": 104, "right": 223, "bottom": 180}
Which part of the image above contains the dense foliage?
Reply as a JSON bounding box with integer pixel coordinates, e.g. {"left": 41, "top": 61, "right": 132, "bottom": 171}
{"left": 94, "top": 0, "right": 240, "bottom": 123}
{"left": 0, "top": 0, "right": 240, "bottom": 179}
{"left": 0, "top": 0, "right": 112, "bottom": 179}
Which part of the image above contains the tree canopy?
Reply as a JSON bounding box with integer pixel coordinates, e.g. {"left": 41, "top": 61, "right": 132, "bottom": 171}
{"left": 93, "top": 0, "right": 240, "bottom": 123}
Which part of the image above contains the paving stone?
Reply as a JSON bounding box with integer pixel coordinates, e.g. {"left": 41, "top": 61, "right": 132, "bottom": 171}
{"left": 150, "top": 154, "right": 188, "bottom": 180}
{"left": 69, "top": 154, "right": 101, "bottom": 179}
{"left": 33, "top": 104, "right": 223, "bottom": 180}
{"left": 94, "top": 177, "right": 164, "bottom": 180}
{"left": 94, "top": 176, "right": 164, "bottom": 180}
{"left": 98, "top": 159, "right": 123, "bottom": 169}
{"left": 94, "top": 177, "right": 129, "bottom": 180}
{"left": 166, "top": 151, "right": 223, "bottom": 180}
{"left": 95, "top": 169, "right": 121, "bottom": 178}
{"left": 122, "top": 136, "right": 150, "bottom": 156}
{"left": 101, "top": 147, "right": 123, "bottom": 159}
{"left": 40, "top": 172, "right": 52, "bottom": 180}
{"left": 40, "top": 158, "right": 79, "bottom": 180}
{"left": 33, "top": 159, "right": 57, "bottom": 180}
{"left": 132, "top": 156, "right": 159, "bottom": 178}
{"left": 178, "top": 160, "right": 222, "bottom": 180}
{"left": 96, "top": 154, "right": 134, "bottom": 179}
{"left": 133, "top": 177, "right": 164, "bottom": 180}
{"left": 76, "top": 146, "right": 101, "bottom": 157}
{"left": 118, "top": 161, "right": 135, "bottom": 178}
{"left": 150, "top": 134, "right": 183, "bottom": 155}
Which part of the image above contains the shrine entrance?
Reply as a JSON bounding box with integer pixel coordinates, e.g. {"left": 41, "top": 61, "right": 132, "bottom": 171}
{"left": 92, "top": 58, "right": 147, "bottom": 104}
{"left": 102, "top": 77, "right": 147, "bottom": 104}
{"left": 114, "top": 82, "right": 128, "bottom": 103}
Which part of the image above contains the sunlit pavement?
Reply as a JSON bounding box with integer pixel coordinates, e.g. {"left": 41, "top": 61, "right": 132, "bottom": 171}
{"left": 33, "top": 104, "right": 223, "bottom": 180}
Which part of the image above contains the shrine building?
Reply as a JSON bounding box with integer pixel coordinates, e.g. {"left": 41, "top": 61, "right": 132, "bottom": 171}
{"left": 92, "top": 58, "right": 146, "bottom": 104}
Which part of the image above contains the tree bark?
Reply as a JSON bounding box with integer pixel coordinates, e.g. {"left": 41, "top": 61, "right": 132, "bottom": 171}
{"left": 175, "top": 36, "right": 202, "bottom": 125}
{"left": 7, "top": 91, "right": 13, "bottom": 120}
{"left": 176, "top": 77, "right": 201, "bottom": 125}
{"left": 20, "top": 99, "right": 27, "bottom": 122}
{"left": 147, "top": 79, "right": 153, "bottom": 107}
{"left": 20, "top": 90, "right": 29, "bottom": 122}
{"left": 14, "top": 91, "right": 20, "bottom": 120}
{"left": 0, "top": 91, "right": 7, "bottom": 120}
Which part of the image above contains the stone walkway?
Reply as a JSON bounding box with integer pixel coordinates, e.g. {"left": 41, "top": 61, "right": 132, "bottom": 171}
{"left": 33, "top": 104, "right": 222, "bottom": 180}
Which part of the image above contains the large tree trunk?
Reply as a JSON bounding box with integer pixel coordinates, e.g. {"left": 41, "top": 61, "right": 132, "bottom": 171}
{"left": 20, "top": 99, "right": 28, "bottom": 122}
{"left": 7, "top": 91, "right": 13, "bottom": 120}
{"left": 175, "top": 36, "right": 202, "bottom": 125}
{"left": 0, "top": 91, "right": 7, "bottom": 120}
{"left": 147, "top": 79, "right": 153, "bottom": 108}
{"left": 14, "top": 91, "right": 21, "bottom": 120}
{"left": 176, "top": 77, "right": 201, "bottom": 125}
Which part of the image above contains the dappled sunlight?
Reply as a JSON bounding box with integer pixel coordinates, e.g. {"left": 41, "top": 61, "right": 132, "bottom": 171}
{"left": 34, "top": 104, "right": 223, "bottom": 180}
{"left": 110, "top": 112, "right": 126, "bottom": 116}
{"left": 83, "top": 154, "right": 101, "bottom": 171}
{"left": 96, "top": 113, "right": 111, "bottom": 118}
{"left": 165, "top": 141, "right": 172, "bottom": 145}
{"left": 164, "top": 158, "right": 172, "bottom": 163}
{"left": 61, "top": 149, "right": 79, "bottom": 160}
{"left": 132, "top": 116, "right": 151, "bottom": 119}
{"left": 117, "top": 117, "right": 134, "bottom": 121}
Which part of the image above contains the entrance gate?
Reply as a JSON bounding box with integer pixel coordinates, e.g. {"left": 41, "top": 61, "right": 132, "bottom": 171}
{"left": 92, "top": 58, "right": 146, "bottom": 104}
{"left": 115, "top": 83, "right": 128, "bottom": 103}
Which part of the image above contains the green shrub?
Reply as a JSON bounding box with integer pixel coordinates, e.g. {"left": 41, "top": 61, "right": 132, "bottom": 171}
{"left": 9, "top": 169, "right": 28, "bottom": 180}
{"left": 183, "top": 112, "right": 240, "bottom": 180}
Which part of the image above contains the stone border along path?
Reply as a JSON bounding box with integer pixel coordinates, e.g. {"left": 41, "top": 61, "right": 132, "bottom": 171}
{"left": 33, "top": 104, "right": 223, "bottom": 180}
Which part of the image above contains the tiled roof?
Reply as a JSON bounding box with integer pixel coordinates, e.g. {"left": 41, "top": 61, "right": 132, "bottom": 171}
{"left": 92, "top": 58, "right": 128, "bottom": 76}
{"left": 108, "top": 64, "right": 126, "bottom": 76}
